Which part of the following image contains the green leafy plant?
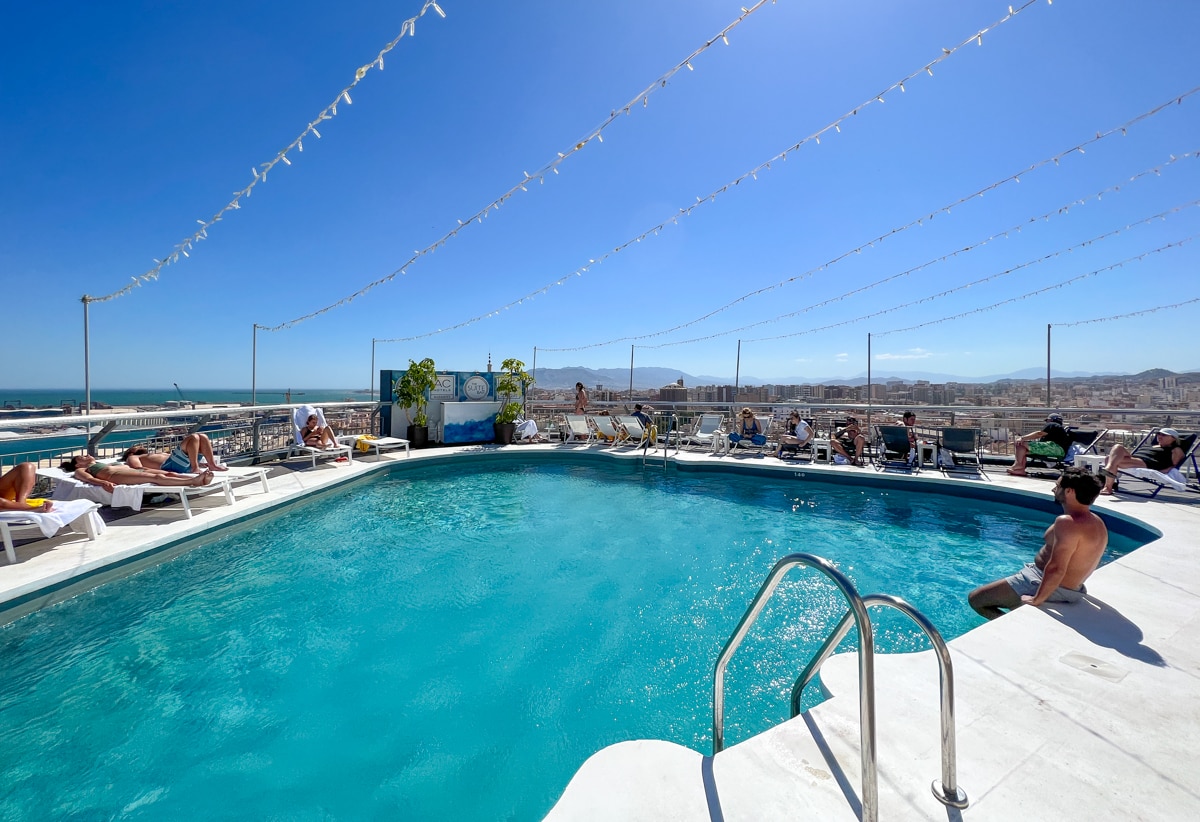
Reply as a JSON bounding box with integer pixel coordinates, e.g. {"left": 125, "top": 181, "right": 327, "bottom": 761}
{"left": 493, "top": 358, "right": 533, "bottom": 424}
{"left": 392, "top": 357, "right": 437, "bottom": 427}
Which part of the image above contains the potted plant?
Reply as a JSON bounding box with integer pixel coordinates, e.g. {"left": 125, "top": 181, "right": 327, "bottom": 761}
{"left": 493, "top": 357, "right": 533, "bottom": 444}
{"left": 392, "top": 357, "right": 437, "bottom": 448}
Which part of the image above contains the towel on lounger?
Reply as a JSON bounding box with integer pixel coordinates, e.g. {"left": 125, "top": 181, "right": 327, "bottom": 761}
{"left": 1125, "top": 466, "right": 1188, "bottom": 491}
{"left": 0, "top": 498, "right": 106, "bottom": 539}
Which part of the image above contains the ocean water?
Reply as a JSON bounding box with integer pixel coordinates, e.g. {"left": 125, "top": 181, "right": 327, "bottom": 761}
{"left": 0, "top": 388, "right": 377, "bottom": 410}
{"left": 0, "top": 459, "right": 1146, "bottom": 820}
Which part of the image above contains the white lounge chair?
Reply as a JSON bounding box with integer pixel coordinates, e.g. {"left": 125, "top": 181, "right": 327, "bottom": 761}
{"left": 679, "top": 414, "right": 724, "bottom": 451}
{"left": 1, "top": 499, "right": 103, "bottom": 563}
{"left": 588, "top": 415, "right": 622, "bottom": 445}
{"left": 36, "top": 466, "right": 237, "bottom": 519}
{"left": 337, "top": 434, "right": 410, "bottom": 458}
{"left": 292, "top": 406, "right": 354, "bottom": 467}
{"left": 613, "top": 415, "right": 656, "bottom": 449}
{"left": 560, "top": 414, "right": 594, "bottom": 444}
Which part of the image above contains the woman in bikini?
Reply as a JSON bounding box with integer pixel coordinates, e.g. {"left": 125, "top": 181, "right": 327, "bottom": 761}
{"left": 302, "top": 414, "right": 339, "bottom": 448}
{"left": 60, "top": 454, "right": 214, "bottom": 492}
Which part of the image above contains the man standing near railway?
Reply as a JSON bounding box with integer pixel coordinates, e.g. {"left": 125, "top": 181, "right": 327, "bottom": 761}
{"left": 968, "top": 467, "right": 1108, "bottom": 619}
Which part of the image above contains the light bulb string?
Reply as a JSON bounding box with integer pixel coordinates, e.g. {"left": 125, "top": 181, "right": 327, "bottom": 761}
{"left": 639, "top": 206, "right": 1198, "bottom": 347}
{"left": 873, "top": 235, "right": 1198, "bottom": 338}
{"left": 264, "top": 0, "right": 777, "bottom": 332}
{"left": 1056, "top": 297, "right": 1200, "bottom": 328}
{"left": 88, "top": 0, "right": 449, "bottom": 304}
{"left": 370, "top": 0, "right": 1053, "bottom": 344}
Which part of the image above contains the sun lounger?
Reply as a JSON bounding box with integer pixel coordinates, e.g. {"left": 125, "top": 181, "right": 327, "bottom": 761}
{"left": 1115, "top": 430, "right": 1198, "bottom": 498}
{"left": 613, "top": 416, "right": 655, "bottom": 449}
{"left": 292, "top": 406, "right": 354, "bottom": 467}
{"left": 873, "top": 425, "right": 918, "bottom": 473}
{"left": 36, "top": 467, "right": 236, "bottom": 519}
{"left": 1, "top": 499, "right": 104, "bottom": 563}
{"left": 588, "top": 415, "right": 622, "bottom": 445}
{"left": 679, "top": 414, "right": 724, "bottom": 451}
{"left": 938, "top": 427, "right": 984, "bottom": 476}
{"left": 337, "top": 435, "right": 410, "bottom": 458}
{"left": 560, "top": 414, "right": 595, "bottom": 444}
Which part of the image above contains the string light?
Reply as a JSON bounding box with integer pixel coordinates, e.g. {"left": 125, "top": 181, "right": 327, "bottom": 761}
{"left": 560, "top": 100, "right": 1200, "bottom": 350}
{"left": 362, "top": 0, "right": 1050, "bottom": 343}
{"left": 263, "top": 1, "right": 776, "bottom": 333}
{"left": 1057, "top": 297, "right": 1200, "bottom": 328}
{"left": 539, "top": 151, "right": 1199, "bottom": 352}
{"left": 873, "top": 236, "right": 1198, "bottom": 338}
{"left": 89, "top": 0, "right": 449, "bottom": 304}
{"left": 637, "top": 207, "right": 1198, "bottom": 349}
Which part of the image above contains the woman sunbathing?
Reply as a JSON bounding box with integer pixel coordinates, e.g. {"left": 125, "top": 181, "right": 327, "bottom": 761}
{"left": 301, "top": 414, "right": 339, "bottom": 448}
{"left": 59, "top": 454, "right": 214, "bottom": 493}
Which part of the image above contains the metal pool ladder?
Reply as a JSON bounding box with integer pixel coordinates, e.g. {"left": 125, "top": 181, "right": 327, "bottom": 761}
{"left": 711, "top": 553, "right": 968, "bottom": 822}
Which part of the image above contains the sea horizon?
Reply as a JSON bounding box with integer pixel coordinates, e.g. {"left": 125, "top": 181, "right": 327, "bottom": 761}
{"left": 0, "top": 388, "right": 377, "bottom": 410}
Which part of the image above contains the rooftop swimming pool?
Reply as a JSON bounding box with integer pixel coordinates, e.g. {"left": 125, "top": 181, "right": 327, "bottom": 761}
{"left": 0, "top": 456, "right": 1152, "bottom": 820}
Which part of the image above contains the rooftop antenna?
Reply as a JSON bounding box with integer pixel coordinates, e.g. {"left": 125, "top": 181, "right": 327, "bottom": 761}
{"left": 487, "top": 351, "right": 493, "bottom": 373}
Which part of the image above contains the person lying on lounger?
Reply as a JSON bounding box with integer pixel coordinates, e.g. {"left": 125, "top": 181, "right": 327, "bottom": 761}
{"left": 301, "top": 413, "right": 339, "bottom": 449}
{"left": 122, "top": 432, "right": 228, "bottom": 475}
{"left": 1098, "top": 427, "right": 1185, "bottom": 496}
{"left": 0, "top": 462, "right": 53, "bottom": 512}
{"left": 59, "top": 455, "right": 214, "bottom": 493}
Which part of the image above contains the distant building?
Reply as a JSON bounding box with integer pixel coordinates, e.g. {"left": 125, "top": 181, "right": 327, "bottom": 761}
{"left": 659, "top": 379, "right": 687, "bottom": 403}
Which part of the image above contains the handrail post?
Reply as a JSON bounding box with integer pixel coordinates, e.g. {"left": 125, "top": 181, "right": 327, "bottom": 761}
{"left": 791, "top": 594, "right": 969, "bottom": 811}
{"left": 713, "top": 553, "right": 877, "bottom": 822}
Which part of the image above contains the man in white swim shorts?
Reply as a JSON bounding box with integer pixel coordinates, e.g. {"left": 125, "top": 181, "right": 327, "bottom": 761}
{"left": 968, "top": 467, "right": 1108, "bottom": 620}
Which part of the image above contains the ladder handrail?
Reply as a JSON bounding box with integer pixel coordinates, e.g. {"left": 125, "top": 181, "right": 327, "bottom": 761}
{"left": 791, "top": 593, "right": 968, "bottom": 809}
{"left": 712, "top": 553, "right": 878, "bottom": 819}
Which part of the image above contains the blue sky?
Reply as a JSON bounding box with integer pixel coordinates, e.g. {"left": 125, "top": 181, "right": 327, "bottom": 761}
{"left": 2, "top": 0, "right": 1198, "bottom": 389}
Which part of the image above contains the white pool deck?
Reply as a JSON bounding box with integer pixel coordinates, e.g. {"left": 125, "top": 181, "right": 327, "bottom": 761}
{"left": 2, "top": 444, "right": 1198, "bottom": 820}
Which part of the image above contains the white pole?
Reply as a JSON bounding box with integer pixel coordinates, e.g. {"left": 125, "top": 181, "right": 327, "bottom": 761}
{"left": 734, "top": 339, "right": 741, "bottom": 409}
{"left": 82, "top": 296, "right": 91, "bottom": 415}
{"left": 1046, "top": 323, "right": 1052, "bottom": 409}
{"left": 371, "top": 338, "right": 377, "bottom": 397}
{"left": 251, "top": 323, "right": 258, "bottom": 406}
{"left": 866, "top": 332, "right": 872, "bottom": 435}
{"left": 628, "top": 345, "right": 635, "bottom": 400}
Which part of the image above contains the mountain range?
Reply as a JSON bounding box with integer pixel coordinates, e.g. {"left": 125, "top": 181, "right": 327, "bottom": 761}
{"left": 531, "top": 366, "right": 1200, "bottom": 391}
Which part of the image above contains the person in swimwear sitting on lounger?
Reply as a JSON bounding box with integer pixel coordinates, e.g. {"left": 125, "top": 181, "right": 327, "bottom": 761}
{"left": 122, "top": 432, "right": 228, "bottom": 475}
{"left": 301, "top": 413, "right": 339, "bottom": 449}
{"left": 0, "top": 462, "right": 53, "bottom": 512}
{"left": 968, "top": 467, "right": 1107, "bottom": 620}
{"left": 1097, "top": 427, "right": 1185, "bottom": 496}
{"left": 59, "top": 455, "right": 214, "bottom": 493}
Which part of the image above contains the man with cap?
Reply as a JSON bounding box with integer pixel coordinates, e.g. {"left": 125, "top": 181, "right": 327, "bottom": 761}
{"left": 1007, "top": 413, "right": 1073, "bottom": 476}
{"left": 1098, "top": 427, "right": 1186, "bottom": 495}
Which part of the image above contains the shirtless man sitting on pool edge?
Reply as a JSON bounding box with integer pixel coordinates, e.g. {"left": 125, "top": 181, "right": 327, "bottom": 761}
{"left": 968, "top": 467, "right": 1107, "bottom": 620}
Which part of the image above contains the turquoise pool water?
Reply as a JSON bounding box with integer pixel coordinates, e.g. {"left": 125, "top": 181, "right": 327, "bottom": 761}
{"left": 0, "top": 459, "right": 1145, "bottom": 820}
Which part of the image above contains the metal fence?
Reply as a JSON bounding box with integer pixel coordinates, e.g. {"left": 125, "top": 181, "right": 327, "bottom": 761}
{"left": 524, "top": 401, "right": 1200, "bottom": 466}
{"left": 0, "top": 402, "right": 380, "bottom": 471}
{"left": 4, "top": 400, "right": 1197, "bottom": 478}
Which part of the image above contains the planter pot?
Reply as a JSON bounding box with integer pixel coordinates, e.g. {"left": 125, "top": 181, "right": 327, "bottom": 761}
{"left": 493, "top": 422, "right": 516, "bottom": 445}
{"left": 406, "top": 425, "right": 429, "bottom": 449}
